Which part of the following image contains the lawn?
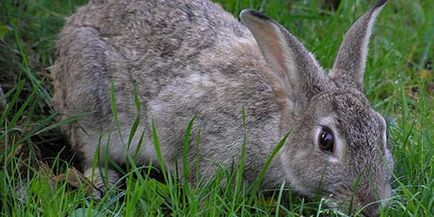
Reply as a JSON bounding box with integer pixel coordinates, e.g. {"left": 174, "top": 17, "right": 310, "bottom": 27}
{"left": 0, "top": 0, "right": 433, "bottom": 216}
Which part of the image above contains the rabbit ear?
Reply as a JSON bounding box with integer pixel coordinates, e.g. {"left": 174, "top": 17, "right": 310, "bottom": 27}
{"left": 330, "top": 0, "right": 388, "bottom": 91}
{"left": 240, "top": 10, "right": 330, "bottom": 113}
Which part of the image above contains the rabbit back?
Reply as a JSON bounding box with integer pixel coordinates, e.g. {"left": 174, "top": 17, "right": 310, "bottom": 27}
{"left": 52, "top": 0, "right": 286, "bottom": 177}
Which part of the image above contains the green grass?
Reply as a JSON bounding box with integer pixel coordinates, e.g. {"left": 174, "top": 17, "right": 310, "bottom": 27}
{"left": 1, "top": 0, "right": 433, "bottom": 216}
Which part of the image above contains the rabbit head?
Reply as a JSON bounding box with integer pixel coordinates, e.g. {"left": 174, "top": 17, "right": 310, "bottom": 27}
{"left": 241, "top": 0, "right": 393, "bottom": 215}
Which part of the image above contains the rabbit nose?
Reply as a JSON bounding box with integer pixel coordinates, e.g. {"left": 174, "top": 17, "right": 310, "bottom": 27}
{"left": 355, "top": 183, "right": 391, "bottom": 216}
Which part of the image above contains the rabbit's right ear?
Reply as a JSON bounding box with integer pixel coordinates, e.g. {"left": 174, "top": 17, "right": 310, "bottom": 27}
{"left": 329, "top": 0, "right": 388, "bottom": 91}
{"left": 240, "top": 10, "right": 331, "bottom": 114}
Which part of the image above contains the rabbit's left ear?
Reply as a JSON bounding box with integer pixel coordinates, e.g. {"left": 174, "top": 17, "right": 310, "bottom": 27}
{"left": 240, "top": 10, "right": 330, "bottom": 114}
{"left": 330, "top": 0, "right": 388, "bottom": 91}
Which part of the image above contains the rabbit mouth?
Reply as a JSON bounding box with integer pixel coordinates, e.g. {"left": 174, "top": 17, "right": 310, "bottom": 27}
{"left": 320, "top": 184, "right": 385, "bottom": 217}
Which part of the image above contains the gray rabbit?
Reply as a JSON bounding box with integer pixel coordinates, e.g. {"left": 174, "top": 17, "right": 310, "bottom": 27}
{"left": 52, "top": 0, "right": 393, "bottom": 216}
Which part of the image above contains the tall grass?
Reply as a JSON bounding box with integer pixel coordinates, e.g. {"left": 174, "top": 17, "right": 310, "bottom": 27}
{"left": 1, "top": 0, "right": 433, "bottom": 216}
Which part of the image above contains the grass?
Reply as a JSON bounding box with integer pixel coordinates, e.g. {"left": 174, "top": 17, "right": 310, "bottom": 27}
{"left": 0, "top": 0, "right": 433, "bottom": 216}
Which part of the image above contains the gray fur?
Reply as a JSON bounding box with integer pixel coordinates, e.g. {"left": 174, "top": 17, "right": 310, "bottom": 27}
{"left": 52, "top": 0, "right": 393, "bottom": 216}
{"left": 330, "top": 0, "right": 388, "bottom": 91}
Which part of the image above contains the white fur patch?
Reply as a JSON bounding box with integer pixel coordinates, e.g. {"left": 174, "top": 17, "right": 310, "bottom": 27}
{"left": 375, "top": 112, "right": 388, "bottom": 150}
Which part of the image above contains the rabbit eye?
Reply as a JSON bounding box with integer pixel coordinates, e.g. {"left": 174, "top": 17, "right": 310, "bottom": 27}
{"left": 319, "top": 127, "right": 334, "bottom": 153}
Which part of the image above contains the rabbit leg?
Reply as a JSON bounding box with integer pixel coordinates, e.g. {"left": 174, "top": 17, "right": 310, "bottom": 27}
{"left": 83, "top": 166, "right": 120, "bottom": 199}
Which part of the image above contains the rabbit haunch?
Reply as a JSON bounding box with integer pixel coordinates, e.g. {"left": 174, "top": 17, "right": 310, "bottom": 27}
{"left": 52, "top": 0, "right": 393, "bottom": 216}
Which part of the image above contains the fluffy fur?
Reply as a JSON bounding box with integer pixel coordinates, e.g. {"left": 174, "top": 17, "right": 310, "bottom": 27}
{"left": 52, "top": 0, "right": 393, "bottom": 216}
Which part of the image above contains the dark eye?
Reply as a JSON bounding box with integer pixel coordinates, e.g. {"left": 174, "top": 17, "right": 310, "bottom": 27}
{"left": 319, "top": 127, "right": 334, "bottom": 153}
